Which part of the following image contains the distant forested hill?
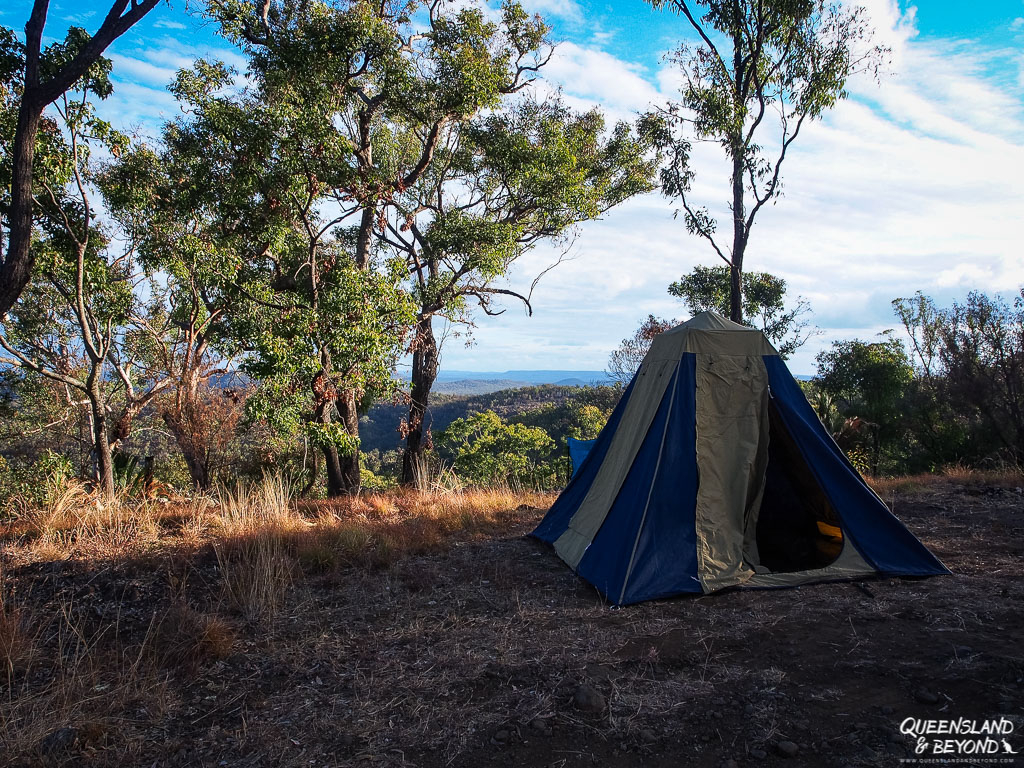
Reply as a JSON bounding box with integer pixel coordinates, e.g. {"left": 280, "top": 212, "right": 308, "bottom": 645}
{"left": 360, "top": 384, "right": 622, "bottom": 453}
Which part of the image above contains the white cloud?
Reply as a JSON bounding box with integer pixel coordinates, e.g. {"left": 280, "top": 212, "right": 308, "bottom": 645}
{"left": 152, "top": 19, "right": 187, "bottom": 30}
{"left": 108, "top": 53, "right": 181, "bottom": 88}
{"left": 541, "top": 41, "right": 662, "bottom": 120}
{"left": 518, "top": 0, "right": 583, "bottom": 23}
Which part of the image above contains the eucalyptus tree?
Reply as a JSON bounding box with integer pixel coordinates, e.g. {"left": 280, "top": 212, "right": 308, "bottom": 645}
{"left": 386, "top": 96, "right": 657, "bottom": 483}
{"left": 0, "top": 42, "right": 166, "bottom": 499}
{"left": 138, "top": 52, "right": 416, "bottom": 497}
{"left": 103, "top": 139, "right": 248, "bottom": 492}
{"left": 642, "top": 0, "right": 886, "bottom": 322}
{"left": 0, "top": 0, "right": 160, "bottom": 321}
{"left": 174, "top": 0, "right": 629, "bottom": 493}
{"left": 815, "top": 333, "right": 913, "bottom": 475}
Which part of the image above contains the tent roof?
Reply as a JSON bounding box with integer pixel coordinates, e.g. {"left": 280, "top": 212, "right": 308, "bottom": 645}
{"left": 647, "top": 310, "right": 778, "bottom": 360}
{"left": 663, "top": 310, "right": 751, "bottom": 334}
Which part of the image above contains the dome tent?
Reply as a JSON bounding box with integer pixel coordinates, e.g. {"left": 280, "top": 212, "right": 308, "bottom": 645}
{"left": 531, "top": 311, "right": 948, "bottom": 604}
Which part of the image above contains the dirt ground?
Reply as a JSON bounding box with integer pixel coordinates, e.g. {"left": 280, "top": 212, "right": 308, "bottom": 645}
{"left": 3, "top": 479, "right": 1022, "bottom": 768}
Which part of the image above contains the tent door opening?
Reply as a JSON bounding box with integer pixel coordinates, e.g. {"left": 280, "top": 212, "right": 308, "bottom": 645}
{"left": 755, "top": 397, "right": 844, "bottom": 573}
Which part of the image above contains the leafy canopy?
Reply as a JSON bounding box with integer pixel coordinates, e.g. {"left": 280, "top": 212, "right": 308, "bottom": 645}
{"left": 437, "top": 409, "right": 554, "bottom": 487}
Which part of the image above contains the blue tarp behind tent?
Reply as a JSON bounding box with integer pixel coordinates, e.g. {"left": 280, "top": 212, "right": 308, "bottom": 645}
{"left": 567, "top": 437, "right": 596, "bottom": 478}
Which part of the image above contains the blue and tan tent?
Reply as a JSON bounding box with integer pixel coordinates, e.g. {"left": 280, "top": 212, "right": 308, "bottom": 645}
{"left": 532, "top": 311, "right": 948, "bottom": 604}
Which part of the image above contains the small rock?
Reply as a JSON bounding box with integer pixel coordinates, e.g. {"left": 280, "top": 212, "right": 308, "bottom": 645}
{"left": 861, "top": 746, "right": 878, "bottom": 760}
{"left": 40, "top": 727, "right": 77, "bottom": 754}
{"left": 953, "top": 645, "right": 974, "bottom": 657}
{"left": 744, "top": 703, "right": 755, "bottom": 716}
{"left": 640, "top": 729, "right": 657, "bottom": 744}
{"left": 722, "top": 760, "right": 740, "bottom": 768}
{"left": 914, "top": 687, "right": 940, "bottom": 704}
{"left": 490, "top": 729, "right": 510, "bottom": 746}
{"left": 530, "top": 718, "right": 547, "bottom": 731}
{"left": 750, "top": 748, "right": 767, "bottom": 759}
{"left": 573, "top": 683, "right": 606, "bottom": 713}
{"left": 777, "top": 740, "right": 799, "bottom": 758}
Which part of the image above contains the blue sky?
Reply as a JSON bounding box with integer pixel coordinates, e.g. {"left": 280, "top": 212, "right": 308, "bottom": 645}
{"left": 4, "top": 0, "right": 1024, "bottom": 375}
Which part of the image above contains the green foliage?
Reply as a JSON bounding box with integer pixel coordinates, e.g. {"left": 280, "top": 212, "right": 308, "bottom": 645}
{"left": 0, "top": 34, "right": 166, "bottom": 498}
{"left": 235, "top": 255, "right": 415, "bottom": 453}
{"left": 668, "top": 265, "right": 813, "bottom": 357}
{"left": 932, "top": 289, "right": 1024, "bottom": 462}
{"left": 437, "top": 410, "right": 555, "bottom": 488}
{"left": 815, "top": 333, "right": 914, "bottom": 474}
{"left": 0, "top": 451, "right": 75, "bottom": 514}
{"left": 1, "top": 26, "right": 121, "bottom": 209}
{"left": 816, "top": 333, "right": 913, "bottom": 426}
{"left": 566, "top": 402, "right": 608, "bottom": 440}
{"left": 360, "top": 466, "right": 396, "bottom": 492}
{"left": 405, "top": 98, "right": 657, "bottom": 322}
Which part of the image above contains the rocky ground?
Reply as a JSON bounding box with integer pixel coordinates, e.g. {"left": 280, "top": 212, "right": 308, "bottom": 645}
{"left": 2, "top": 479, "right": 1022, "bottom": 767}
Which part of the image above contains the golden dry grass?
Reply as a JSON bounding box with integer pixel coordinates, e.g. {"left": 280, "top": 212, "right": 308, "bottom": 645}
{"left": 0, "top": 473, "right": 555, "bottom": 572}
{"left": 867, "top": 466, "right": 1024, "bottom": 497}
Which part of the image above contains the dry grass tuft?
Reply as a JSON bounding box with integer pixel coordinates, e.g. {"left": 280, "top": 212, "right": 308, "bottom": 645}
{"left": 868, "top": 466, "right": 1024, "bottom": 497}
{"left": 215, "top": 534, "right": 295, "bottom": 622}
{"left": 0, "top": 568, "right": 34, "bottom": 686}
{"left": 25, "top": 477, "right": 92, "bottom": 535}
{"left": 156, "top": 603, "right": 235, "bottom": 668}
{"left": 213, "top": 474, "right": 301, "bottom": 621}
{"left": 4, "top": 476, "right": 165, "bottom": 563}
{"left": 289, "top": 486, "right": 555, "bottom": 569}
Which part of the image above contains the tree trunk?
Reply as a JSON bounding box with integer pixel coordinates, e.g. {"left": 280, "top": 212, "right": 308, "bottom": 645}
{"left": 322, "top": 441, "right": 348, "bottom": 497}
{"left": 162, "top": 411, "right": 211, "bottom": 491}
{"left": 88, "top": 385, "right": 115, "bottom": 500}
{"left": 310, "top": 387, "right": 350, "bottom": 497}
{"left": 299, "top": 441, "right": 320, "bottom": 498}
{"left": 335, "top": 389, "right": 361, "bottom": 493}
{"left": 0, "top": 100, "right": 43, "bottom": 319}
{"left": 729, "top": 138, "right": 746, "bottom": 324}
{"left": 161, "top": 369, "right": 211, "bottom": 491}
{"left": 402, "top": 314, "right": 440, "bottom": 485}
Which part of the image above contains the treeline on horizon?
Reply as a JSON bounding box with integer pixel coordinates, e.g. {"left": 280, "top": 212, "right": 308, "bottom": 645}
{"left": 0, "top": 0, "right": 1021, "bottom": 508}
